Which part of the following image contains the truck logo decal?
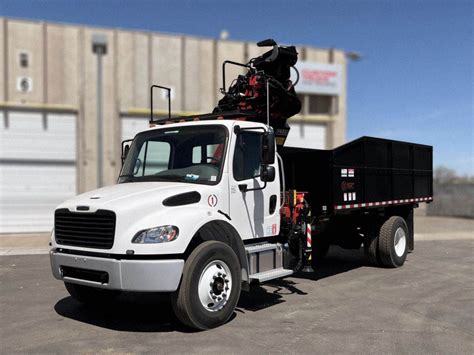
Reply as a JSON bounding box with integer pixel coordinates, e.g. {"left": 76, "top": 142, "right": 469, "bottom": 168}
{"left": 208, "top": 194, "right": 218, "bottom": 207}
{"left": 341, "top": 181, "right": 355, "bottom": 191}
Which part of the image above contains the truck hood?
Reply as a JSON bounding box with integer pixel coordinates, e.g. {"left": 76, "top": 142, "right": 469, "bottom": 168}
{"left": 52, "top": 180, "right": 229, "bottom": 255}
{"left": 57, "top": 181, "right": 204, "bottom": 212}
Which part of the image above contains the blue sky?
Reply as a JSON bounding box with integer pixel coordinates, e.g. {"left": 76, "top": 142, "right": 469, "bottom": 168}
{"left": 1, "top": 0, "right": 473, "bottom": 174}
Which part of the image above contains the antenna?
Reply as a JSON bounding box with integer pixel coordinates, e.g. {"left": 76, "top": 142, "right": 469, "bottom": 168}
{"left": 150, "top": 85, "right": 171, "bottom": 123}
{"left": 266, "top": 77, "right": 270, "bottom": 126}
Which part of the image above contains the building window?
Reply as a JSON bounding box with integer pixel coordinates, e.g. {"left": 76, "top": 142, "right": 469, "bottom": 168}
{"left": 19, "top": 52, "right": 29, "bottom": 68}
{"left": 308, "top": 94, "right": 338, "bottom": 115}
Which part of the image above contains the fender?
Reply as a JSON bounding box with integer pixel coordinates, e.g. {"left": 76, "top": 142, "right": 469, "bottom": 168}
{"left": 186, "top": 220, "right": 250, "bottom": 284}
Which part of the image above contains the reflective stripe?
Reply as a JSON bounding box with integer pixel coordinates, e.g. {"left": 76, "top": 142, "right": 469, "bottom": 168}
{"left": 334, "top": 196, "right": 432, "bottom": 210}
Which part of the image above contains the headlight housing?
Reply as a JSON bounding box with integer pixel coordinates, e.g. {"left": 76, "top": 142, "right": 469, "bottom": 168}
{"left": 132, "top": 225, "right": 179, "bottom": 244}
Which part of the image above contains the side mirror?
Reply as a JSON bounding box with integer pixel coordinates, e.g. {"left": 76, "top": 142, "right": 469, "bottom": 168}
{"left": 121, "top": 139, "right": 132, "bottom": 165}
{"left": 260, "top": 165, "right": 275, "bottom": 182}
{"left": 262, "top": 129, "right": 276, "bottom": 165}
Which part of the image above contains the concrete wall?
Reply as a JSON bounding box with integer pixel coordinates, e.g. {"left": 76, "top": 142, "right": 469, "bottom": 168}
{"left": 332, "top": 50, "right": 347, "bottom": 147}
{"left": 183, "top": 37, "right": 215, "bottom": 113}
{"left": 46, "top": 24, "right": 80, "bottom": 107}
{"left": 1, "top": 18, "right": 5, "bottom": 102}
{"left": 6, "top": 20, "right": 45, "bottom": 104}
{"left": 1, "top": 17, "right": 348, "bottom": 193}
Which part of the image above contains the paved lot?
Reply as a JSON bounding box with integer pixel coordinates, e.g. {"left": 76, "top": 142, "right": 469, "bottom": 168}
{"left": 1, "top": 216, "right": 473, "bottom": 353}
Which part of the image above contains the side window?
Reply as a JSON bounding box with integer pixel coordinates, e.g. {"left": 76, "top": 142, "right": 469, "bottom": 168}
{"left": 192, "top": 146, "right": 202, "bottom": 164}
{"left": 233, "top": 132, "right": 262, "bottom": 181}
{"left": 192, "top": 143, "right": 223, "bottom": 164}
{"left": 134, "top": 141, "right": 171, "bottom": 176}
{"left": 207, "top": 144, "right": 219, "bottom": 157}
{"left": 144, "top": 141, "right": 171, "bottom": 175}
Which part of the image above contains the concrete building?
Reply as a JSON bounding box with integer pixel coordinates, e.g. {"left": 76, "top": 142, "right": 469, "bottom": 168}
{"left": 0, "top": 17, "right": 347, "bottom": 233}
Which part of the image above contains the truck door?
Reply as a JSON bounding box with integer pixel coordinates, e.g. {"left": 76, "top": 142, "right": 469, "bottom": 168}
{"left": 229, "top": 130, "right": 280, "bottom": 239}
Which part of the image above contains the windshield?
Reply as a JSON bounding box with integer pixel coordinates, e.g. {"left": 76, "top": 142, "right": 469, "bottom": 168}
{"left": 119, "top": 125, "right": 228, "bottom": 185}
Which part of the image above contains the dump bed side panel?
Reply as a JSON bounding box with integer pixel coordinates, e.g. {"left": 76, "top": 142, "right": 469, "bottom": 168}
{"left": 332, "top": 137, "right": 433, "bottom": 210}
{"left": 280, "top": 137, "right": 433, "bottom": 216}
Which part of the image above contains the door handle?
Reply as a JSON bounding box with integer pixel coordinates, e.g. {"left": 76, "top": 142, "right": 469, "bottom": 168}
{"left": 269, "top": 195, "right": 277, "bottom": 214}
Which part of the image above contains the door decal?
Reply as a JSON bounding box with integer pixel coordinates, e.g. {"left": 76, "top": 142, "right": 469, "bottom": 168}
{"left": 208, "top": 194, "right": 218, "bottom": 207}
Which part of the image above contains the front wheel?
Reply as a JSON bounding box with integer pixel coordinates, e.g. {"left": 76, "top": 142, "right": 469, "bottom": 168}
{"left": 171, "top": 241, "right": 242, "bottom": 330}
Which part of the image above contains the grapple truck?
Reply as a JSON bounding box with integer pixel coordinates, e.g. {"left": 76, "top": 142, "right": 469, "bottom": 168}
{"left": 50, "top": 40, "right": 433, "bottom": 330}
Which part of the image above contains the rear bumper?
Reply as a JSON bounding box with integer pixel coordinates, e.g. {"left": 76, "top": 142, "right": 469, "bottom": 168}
{"left": 50, "top": 250, "right": 184, "bottom": 292}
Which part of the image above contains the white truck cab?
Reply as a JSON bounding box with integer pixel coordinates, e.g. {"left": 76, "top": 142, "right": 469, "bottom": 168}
{"left": 50, "top": 119, "right": 283, "bottom": 329}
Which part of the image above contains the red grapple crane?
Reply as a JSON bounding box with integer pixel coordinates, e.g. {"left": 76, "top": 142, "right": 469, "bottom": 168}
{"left": 150, "top": 39, "right": 302, "bottom": 147}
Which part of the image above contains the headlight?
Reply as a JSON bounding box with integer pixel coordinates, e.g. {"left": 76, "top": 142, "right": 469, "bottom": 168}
{"left": 132, "top": 225, "right": 179, "bottom": 244}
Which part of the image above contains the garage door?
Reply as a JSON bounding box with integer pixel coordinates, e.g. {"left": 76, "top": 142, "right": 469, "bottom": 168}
{"left": 0, "top": 111, "right": 77, "bottom": 233}
{"left": 284, "top": 121, "right": 327, "bottom": 150}
{"left": 121, "top": 117, "right": 150, "bottom": 141}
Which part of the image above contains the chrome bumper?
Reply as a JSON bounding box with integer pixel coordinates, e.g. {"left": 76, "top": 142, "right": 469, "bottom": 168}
{"left": 50, "top": 250, "right": 184, "bottom": 292}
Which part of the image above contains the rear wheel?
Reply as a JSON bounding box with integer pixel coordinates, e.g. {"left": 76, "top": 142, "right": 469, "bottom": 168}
{"left": 364, "top": 234, "right": 379, "bottom": 265}
{"left": 363, "top": 219, "right": 381, "bottom": 265}
{"left": 311, "top": 237, "right": 330, "bottom": 267}
{"left": 378, "top": 216, "right": 409, "bottom": 267}
{"left": 171, "top": 241, "right": 241, "bottom": 330}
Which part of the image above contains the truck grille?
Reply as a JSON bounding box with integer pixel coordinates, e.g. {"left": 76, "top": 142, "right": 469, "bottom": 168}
{"left": 55, "top": 209, "right": 116, "bottom": 249}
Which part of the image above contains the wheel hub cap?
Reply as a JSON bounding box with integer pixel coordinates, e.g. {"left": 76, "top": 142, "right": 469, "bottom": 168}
{"left": 198, "top": 260, "right": 232, "bottom": 312}
{"left": 394, "top": 227, "right": 407, "bottom": 257}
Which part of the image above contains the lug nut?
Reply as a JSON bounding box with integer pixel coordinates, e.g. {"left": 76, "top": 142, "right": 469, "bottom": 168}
{"left": 217, "top": 297, "right": 222, "bottom": 301}
{"left": 222, "top": 274, "right": 226, "bottom": 278}
{"left": 225, "top": 287, "right": 229, "bottom": 291}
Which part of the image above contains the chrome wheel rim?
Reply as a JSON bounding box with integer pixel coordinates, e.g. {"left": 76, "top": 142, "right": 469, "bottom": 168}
{"left": 198, "top": 260, "right": 232, "bottom": 312}
{"left": 394, "top": 227, "right": 407, "bottom": 257}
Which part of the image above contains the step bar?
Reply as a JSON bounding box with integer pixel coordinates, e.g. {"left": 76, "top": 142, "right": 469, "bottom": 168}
{"left": 245, "top": 242, "right": 294, "bottom": 283}
{"left": 249, "top": 267, "right": 294, "bottom": 283}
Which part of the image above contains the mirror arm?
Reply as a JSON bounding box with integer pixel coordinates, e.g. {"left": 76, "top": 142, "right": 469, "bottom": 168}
{"left": 239, "top": 181, "right": 267, "bottom": 193}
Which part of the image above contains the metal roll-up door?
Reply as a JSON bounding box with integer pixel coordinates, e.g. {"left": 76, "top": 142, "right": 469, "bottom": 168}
{"left": 0, "top": 111, "right": 77, "bottom": 233}
{"left": 284, "top": 121, "right": 327, "bottom": 149}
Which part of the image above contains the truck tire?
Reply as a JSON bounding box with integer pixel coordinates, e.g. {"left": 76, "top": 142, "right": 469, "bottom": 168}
{"left": 364, "top": 234, "right": 380, "bottom": 265}
{"left": 171, "top": 241, "right": 242, "bottom": 330}
{"left": 311, "top": 238, "right": 330, "bottom": 267}
{"left": 378, "top": 216, "right": 409, "bottom": 268}
{"left": 64, "top": 282, "right": 118, "bottom": 304}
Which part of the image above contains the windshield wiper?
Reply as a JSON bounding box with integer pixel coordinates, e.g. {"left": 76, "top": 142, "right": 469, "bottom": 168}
{"left": 153, "top": 175, "right": 186, "bottom": 182}
{"left": 118, "top": 174, "right": 135, "bottom": 182}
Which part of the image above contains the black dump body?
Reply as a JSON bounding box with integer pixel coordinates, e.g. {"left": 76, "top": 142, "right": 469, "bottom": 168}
{"left": 279, "top": 136, "right": 433, "bottom": 216}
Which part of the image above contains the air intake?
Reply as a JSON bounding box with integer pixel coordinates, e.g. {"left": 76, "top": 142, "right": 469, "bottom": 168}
{"left": 55, "top": 209, "right": 116, "bottom": 249}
